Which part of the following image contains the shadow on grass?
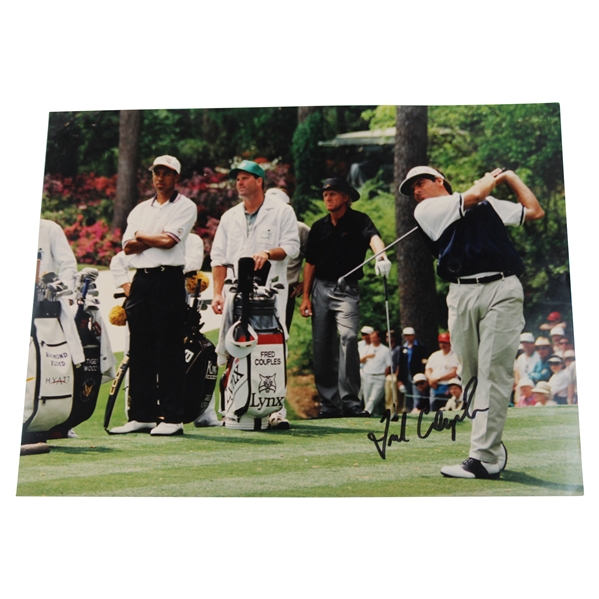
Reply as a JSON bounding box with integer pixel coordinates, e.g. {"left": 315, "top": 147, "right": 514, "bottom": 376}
{"left": 277, "top": 423, "right": 380, "bottom": 437}
{"left": 48, "top": 445, "right": 117, "bottom": 455}
{"left": 501, "top": 470, "right": 583, "bottom": 494}
{"left": 192, "top": 435, "right": 285, "bottom": 446}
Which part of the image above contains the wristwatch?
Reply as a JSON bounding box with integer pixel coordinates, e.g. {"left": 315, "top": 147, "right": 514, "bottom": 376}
{"left": 265, "top": 250, "right": 271, "bottom": 259}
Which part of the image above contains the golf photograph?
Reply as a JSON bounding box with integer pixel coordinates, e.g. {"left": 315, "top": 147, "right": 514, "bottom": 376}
{"left": 3, "top": 4, "right": 598, "bottom": 599}
{"left": 15, "top": 103, "right": 583, "bottom": 498}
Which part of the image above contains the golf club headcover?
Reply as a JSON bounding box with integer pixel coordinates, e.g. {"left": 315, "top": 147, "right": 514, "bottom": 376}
{"left": 253, "top": 261, "right": 271, "bottom": 286}
{"left": 237, "top": 257, "right": 255, "bottom": 294}
{"left": 185, "top": 270, "right": 210, "bottom": 295}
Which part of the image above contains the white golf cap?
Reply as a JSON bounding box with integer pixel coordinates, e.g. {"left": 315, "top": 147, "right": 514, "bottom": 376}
{"left": 413, "top": 373, "right": 427, "bottom": 383}
{"left": 361, "top": 326, "right": 374, "bottom": 334}
{"left": 563, "top": 349, "right": 575, "bottom": 359}
{"left": 149, "top": 155, "right": 181, "bottom": 174}
{"left": 265, "top": 188, "right": 290, "bottom": 204}
{"left": 535, "top": 337, "right": 551, "bottom": 346}
{"left": 550, "top": 326, "right": 565, "bottom": 336}
{"left": 448, "top": 377, "right": 462, "bottom": 387}
{"left": 520, "top": 332, "right": 535, "bottom": 343}
{"left": 402, "top": 327, "right": 416, "bottom": 335}
{"left": 399, "top": 166, "right": 452, "bottom": 196}
{"left": 518, "top": 377, "right": 534, "bottom": 388}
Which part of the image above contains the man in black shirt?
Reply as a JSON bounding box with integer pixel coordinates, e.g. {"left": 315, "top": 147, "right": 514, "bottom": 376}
{"left": 300, "top": 178, "right": 391, "bottom": 418}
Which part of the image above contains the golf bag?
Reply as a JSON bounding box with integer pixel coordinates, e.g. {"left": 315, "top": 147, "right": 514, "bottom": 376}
{"left": 220, "top": 258, "right": 287, "bottom": 430}
{"left": 22, "top": 271, "right": 103, "bottom": 443}
{"left": 181, "top": 276, "right": 218, "bottom": 423}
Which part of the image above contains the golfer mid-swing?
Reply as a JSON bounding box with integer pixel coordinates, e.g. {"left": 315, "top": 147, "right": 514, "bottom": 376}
{"left": 300, "top": 178, "right": 391, "bottom": 419}
{"left": 400, "top": 166, "right": 544, "bottom": 478}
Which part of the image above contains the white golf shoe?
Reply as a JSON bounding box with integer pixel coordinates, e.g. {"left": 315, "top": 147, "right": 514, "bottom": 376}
{"left": 109, "top": 420, "right": 156, "bottom": 434}
{"left": 441, "top": 443, "right": 508, "bottom": 480}
{"left": 194, "top": 415, "right": 222, "bottom": 427}
{"left": 268, "top": 412, "right": 290, "bottom": 430}
{"left": 150, "top": 422, "right": 184, "bottom": 436}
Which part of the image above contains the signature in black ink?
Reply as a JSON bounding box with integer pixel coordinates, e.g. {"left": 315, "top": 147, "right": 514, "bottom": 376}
{"left": 367, "top": 376, "right": 487, "bottom": 460}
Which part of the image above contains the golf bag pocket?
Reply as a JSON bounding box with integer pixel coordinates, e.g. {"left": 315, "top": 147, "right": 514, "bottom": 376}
{"left": 24, "top": 316, "right": 74, "bottom": 433}
{"left": 182, "top": 334, "right": 218, "bottom": 423}
{"left": 222, "top": 331, "right": 287, "bottom": 430}
{"left": 57, "top": 334, "right": 102, "bottom": 432}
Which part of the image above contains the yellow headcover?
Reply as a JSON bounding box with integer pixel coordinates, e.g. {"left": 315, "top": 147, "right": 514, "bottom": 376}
{"left": 185, "top": 271, "right": 210, "bottom": 295}
{"left": 109, "top": 304, "right": 127, "bottom": 326}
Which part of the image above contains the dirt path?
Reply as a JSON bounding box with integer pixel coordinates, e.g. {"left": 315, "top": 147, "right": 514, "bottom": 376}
{"left": 286, "top": 374, "right": 320, "bottom": 419}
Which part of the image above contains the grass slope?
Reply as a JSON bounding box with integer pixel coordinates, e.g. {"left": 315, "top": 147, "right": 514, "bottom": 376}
{"left": 17, "top": 370, "right": 583, "bottom": 497}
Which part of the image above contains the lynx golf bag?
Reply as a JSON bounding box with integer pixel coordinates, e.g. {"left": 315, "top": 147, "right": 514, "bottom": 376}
{"left": 22, "top": 269, "right": 104, "bottom": 444}
{"left": 220, "top": 257, "right": 287, "bottom": 431}
{"left": 103, "top": 270, "right": 218, "bottom": 431}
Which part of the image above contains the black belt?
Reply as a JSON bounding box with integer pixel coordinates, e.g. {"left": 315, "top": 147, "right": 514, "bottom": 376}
{"left": 140, "top": 265, "right": 183, "bottom": 274}
{"left": 449, "top": 272, "right": 514, "bottom": 285}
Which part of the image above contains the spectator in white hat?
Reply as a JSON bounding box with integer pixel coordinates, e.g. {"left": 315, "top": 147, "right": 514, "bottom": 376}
{"left": 513, "top": 331, "right": 540, "bottom": 388}
{"left": 532, "top": 381, "right": 557, "bottom": 406}
{"left": 515, "top": 377, "right": 535, "bottom": 407}
{"left": 529, "top": 337, "right": 553, "bottom": 384}
{"left": 395, "top": 326, "right": 430, "bottom": 413}
{"left": 548, "top": 355, "right": 570, "bottom": 405}
{"left": 550, "top": 325, "right": 566, "bottom": 355}
{"left": 361, "top": 329, "right": 392, "bottom": 416}
{"left": 411, "top": 372, "right": 433, "bottom": 414}
{"left": 440, "top": 378, "right": 464, "bottom": 411}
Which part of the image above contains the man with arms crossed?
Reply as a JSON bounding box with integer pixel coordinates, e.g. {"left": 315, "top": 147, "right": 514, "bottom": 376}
{"left": 400, "top": 166, "right": 544, "bottom": 478}
{"left": 110, "top": 155, "right": 197, "bottom": 436}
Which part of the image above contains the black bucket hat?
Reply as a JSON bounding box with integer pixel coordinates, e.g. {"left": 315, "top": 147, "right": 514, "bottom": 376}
{"left": 321, "top": 178, "right": 360, "bottom": 202}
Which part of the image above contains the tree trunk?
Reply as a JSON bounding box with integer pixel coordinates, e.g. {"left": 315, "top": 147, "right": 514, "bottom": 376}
{"left": 112, "top": 110, "right": 142, "bottom": 233}
{"left": 394, "top": 106, "right": 439, "bottom": 351}
{"left": 298, "top": 106, "right": 318, "bottom": 124}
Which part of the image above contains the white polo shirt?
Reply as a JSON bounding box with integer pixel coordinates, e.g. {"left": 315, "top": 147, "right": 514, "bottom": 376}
{"left": 415, "top": 194, "right": 526, "bottom": 242}
{"left": 122, "top": 193, "right": 197, "bottom": 269}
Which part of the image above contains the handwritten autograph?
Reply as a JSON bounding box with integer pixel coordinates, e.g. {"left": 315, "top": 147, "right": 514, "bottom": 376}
{"left": 367, "top": 377, "right": 487, "bottom": 460}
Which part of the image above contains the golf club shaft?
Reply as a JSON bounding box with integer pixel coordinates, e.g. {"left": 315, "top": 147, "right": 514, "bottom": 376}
{"left": 339, "top": 226, "right": 419, "bottom": 283}
{"left": 383, "top": 277, "right": 398, "bottom": 410}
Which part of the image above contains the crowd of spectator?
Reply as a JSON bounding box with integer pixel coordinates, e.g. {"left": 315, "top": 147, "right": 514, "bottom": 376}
{"left": 356, "top": 310, "right": 577, "bottom": 415}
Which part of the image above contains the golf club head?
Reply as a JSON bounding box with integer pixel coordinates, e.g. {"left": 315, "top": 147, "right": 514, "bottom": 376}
{"left": 337, "top": 276, "right": 348, "bottom": 293}
{"left": 41, "top": 271, "right": 58, "bottom": 284}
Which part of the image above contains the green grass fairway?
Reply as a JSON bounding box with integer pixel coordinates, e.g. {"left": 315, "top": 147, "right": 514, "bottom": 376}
{"left": 17, "top": 370, "right": 584, "bottom": 496}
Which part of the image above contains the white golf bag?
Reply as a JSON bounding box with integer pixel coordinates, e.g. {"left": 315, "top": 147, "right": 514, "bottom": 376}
{"left": 220, "top": 258, "right": 287, "bottom": 430}
{"left": 22, "top": 271, "right": 104, "bottom": 443}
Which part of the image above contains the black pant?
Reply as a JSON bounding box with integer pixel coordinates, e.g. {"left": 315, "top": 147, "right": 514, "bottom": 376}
{"left": 125, "top": 266, "right": 186, "bottom": 423}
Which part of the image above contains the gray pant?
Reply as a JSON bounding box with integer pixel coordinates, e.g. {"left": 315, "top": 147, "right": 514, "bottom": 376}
{"left": 312, "top": 279, "right": 362, "bottom": 414}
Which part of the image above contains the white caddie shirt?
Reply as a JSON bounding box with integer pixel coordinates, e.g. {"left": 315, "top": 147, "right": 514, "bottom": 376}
{"left": 37, "top": 219, "right": 78, "bottom": 291}
{"left": 122, "top": 193, "right": 197, "bottom": 269}
{"left": 211, "top": 195, "right": 300, "bottom": 287}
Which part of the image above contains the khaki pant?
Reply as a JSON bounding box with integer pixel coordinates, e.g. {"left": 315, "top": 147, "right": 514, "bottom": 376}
{"left": 384, "top": 374, "right": 404, "bottom": 414}
{"left": 447, "top": 276, "right": 524, "bottom": 463}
